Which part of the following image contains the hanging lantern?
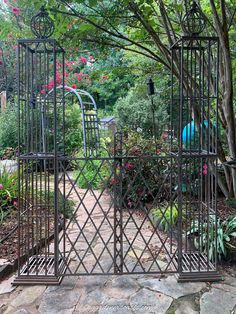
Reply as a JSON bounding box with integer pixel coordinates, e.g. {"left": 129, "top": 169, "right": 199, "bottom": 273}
{"left": 182, "top": 1, "right": 206, "bottom": 36}
{"left": 30, "top": 6, "right": 54, "bottom": 39}
{"left": 147, "top": 78, "right": 155, "bottom": 96}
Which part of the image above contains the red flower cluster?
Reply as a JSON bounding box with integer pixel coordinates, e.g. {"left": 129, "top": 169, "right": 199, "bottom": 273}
{"left": 125, "top": 162, "right": 135, "bottom": 171}
{"left": 127, "top": 199, "right": 133, "bottom": 208}
{"left": 12, "top": 7, "right": 21, "bottom": 16}
{"left": 110, "top": 177, "right": 116, "bottom": 185}
{"left": 79, "top": 56, "right": 87, "bottom": 64}
{"left": 202, "top": 164, "right": 208, "bottom": 175}
{"left": 75, "top": 72, "right": 89, "bottom": 82}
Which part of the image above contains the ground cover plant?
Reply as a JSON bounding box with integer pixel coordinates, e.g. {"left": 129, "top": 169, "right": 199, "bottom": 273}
{"left": 0, "top": 167, "right": 17, "bottom": 224}
{"left": 0, "top": 107, "right": 18, "bottom": 158}
{"left": 188, "top": 214, "right": 236, "bottom": 261}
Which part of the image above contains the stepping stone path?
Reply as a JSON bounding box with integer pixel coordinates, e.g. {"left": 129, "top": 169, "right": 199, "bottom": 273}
{"left": 0, "top": 274, "right": 235, "bottom": 313}
{"left": 0, "top": 183, "right": 235, "bottom": 313}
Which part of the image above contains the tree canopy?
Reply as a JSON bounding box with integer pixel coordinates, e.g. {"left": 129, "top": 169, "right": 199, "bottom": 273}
{"left": 1, "top": 0, "right": 236, "bottom": 196}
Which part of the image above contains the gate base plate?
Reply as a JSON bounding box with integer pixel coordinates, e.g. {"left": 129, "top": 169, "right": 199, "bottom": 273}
{"left": 13, "top": 255, "right": 64, "bottom": 286}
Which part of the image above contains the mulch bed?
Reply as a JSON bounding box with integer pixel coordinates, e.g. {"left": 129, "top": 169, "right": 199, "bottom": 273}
{"left": 217, "top": 199, "right": 236, "bottom": 220}
{"left": 0, "top": 208, "right": 55, "bottom": 264}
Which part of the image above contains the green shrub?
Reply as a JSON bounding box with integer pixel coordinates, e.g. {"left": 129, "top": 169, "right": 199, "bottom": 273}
{"left": 39, "top": 190, "right": 75, "bottom": 219}
{"left": 224, "top": 198, "right": 236, "bottom": 209}
{"left": 53, "top": 190, "right": 75, "bottom": 219}
{"left": 73, "top": 158, "right": 111, "bottom": 189}
{"left": 223, "top": 215, "right": 236, "bottom": 252}
{"left": 0, "top": 167, "right": 17, "bottom": 223}
{"left": 114, "top": 84, "right": 168, "bottom": 139}
{"left": 0, "top": 108, "right": 18, "bottom": 157}
{"left": 63, "top": 104, "right": 83, "bottom": 156}
{"left": 107, "top": 132, "right": 173, "bottom": 208}
{"left": 188, "top": 215, "right": 236, "bottom": 261}
{"left": 151, "top": 204, "right": 178, "bottom": 232}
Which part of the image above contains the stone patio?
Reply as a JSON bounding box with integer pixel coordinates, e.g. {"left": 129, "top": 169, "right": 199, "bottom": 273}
{"left": 0, "top": 272, "right": 236, "bottom": 313}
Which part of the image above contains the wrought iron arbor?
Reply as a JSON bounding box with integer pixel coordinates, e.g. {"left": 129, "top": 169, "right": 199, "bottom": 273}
{"left": 48, "top": 85, "right": 100, "bottom": 157}
{"left": 14, "top": 3, "right": 221, "bottom": 285}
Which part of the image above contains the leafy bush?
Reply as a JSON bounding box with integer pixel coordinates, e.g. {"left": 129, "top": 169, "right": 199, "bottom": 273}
{"left": 0, "top": 108, "right": 18, "bottom": 158}
{"left": 45, "top": 190, "right": 75, "bottom": 219}
{"left": 62, "top": 104, "right": 83, "bottom": 156}
{"left": 0, "top": 167, "right": 17, "bottom": 223}
{"left": 151, "top": 204, "right": 178, "bottom": 232}
{"left": 108, "top": 132, "right": 175, "bottom": 208}
{"left": 223, "top": 216, "right": 236, "bottom": 252}
{"left": 73, "top": 158, "right": 111, "bottom": 189}
{"left": 188, "top": 215, "right": 236, "bottom": 261}
{"left": 114, "top": 84, "right": 168, "bottom": 139}
{"left": 224, "top": 198, "right": 236, "bottom": 209}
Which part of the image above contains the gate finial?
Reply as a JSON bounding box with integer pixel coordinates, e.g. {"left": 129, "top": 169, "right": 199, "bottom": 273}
{"left": 30, "top": 6, "right": 54, "bottom": 39}
{"left": 181, "top": 0, "right": 206, "bottom": 36}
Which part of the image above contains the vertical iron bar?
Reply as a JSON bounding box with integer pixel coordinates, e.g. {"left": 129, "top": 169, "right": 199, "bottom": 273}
{"left": 53, "top": 41, "right": 59, "bottom": 278}
{"left": 178, "top": 40, "right": 184, "bottom": 276}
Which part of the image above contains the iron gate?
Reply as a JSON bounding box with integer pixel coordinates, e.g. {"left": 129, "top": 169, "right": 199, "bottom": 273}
{"left": 56, "top": 141, "right": 179, "bottom": 277}
{"left": 14, "top": 4, "right": 222, "bottom": 285}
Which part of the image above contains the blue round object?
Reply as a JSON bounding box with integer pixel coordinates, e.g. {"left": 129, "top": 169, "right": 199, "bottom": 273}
{"left": 182, "top": 121, "right": 196, "bottom": 145}
{"left": 182, "top": 120, "right": 210, "bottom": 146}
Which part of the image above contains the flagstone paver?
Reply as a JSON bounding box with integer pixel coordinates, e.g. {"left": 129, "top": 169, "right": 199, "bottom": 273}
{"left": 129, "top": 288, "right": 173, "bottom": 314}
{"left": 137, "top": 275, "right": 206, "bottom": 299}
{"left": 0, "top": 276, "right": 16, "bottom": 295}
{"left": 0, "top": 186, "right": 235, "bottom": 314}
{"left": 200, "top": 287, "right": 236, "bottom": 314}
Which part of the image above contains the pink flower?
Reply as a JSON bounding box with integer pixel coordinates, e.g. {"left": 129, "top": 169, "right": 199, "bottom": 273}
{"left": 40, "top": 90, "right": 46, "bottom": 94}
{"left": 79, "top": 56, "right": 87, "bottom": 64}
{"left": 110, "top": 177, "right": 116, "bottom": 185}
{"left": 203, "top": 169, "right": 208, "bottom": 175}
{"left": 101, "top": 75, "right": 109, "bottom": 80}
{"left": 137, "top": 187, "right": 144, "bottom": 196}
{"left": 125, "top": 162, "right": 135, "bottom": 171}
{"left": 55, "top": 71, "right": 62, "bottom": 84}
{"left": 0, "top": 61, "right": 3, "bottom": 66}
{"left": 127, "top": 199, "right": 133, "bottom": 208}
{"left": 64, "top": 72, "right": 69, "bottom": 77}
{"left": 89, "top": 56, "right": 95, "bottom": 62}
{"left": 46, "top": 80, "right": 54, "bottom": 89}
{"left": 162, "top": 132, "right": 168, "bottom": 140}
{"left": 13, "top": 200, "right": 18, "bottom": 207}
{"left": 203, "top": 164, "right": 208, "bottom": 170}
{"left": 156, "top": 149, "right": 161, "bottom": 154}
{"left": 0, "top": 184, "right": 4, "bottom": 190}
{"left": 71, "top": 84, "right": 77, "bottom": 89}
{"left": 12, "top": 7, "right": 21, "bottom": 16}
